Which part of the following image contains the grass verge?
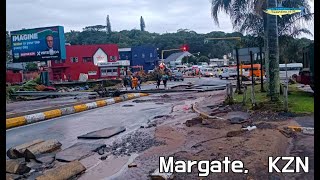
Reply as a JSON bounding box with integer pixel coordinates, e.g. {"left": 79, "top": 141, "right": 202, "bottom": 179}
{"left": 233, "top": 83, "right": 314, "bottom": 114}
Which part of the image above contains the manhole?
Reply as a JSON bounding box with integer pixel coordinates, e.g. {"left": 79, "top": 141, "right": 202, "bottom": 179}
{"left": 155, "top": 102, "right": 164, "bottom": 105}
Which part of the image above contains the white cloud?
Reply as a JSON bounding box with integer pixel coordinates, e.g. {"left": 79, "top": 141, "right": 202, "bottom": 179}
{"left": 6, "top": 0, "right": 313, "bottom": 39}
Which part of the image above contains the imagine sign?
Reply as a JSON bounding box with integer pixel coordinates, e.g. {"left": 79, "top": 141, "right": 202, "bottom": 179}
{"left": 11, "top": 26, "right": 66, "bottom": 63}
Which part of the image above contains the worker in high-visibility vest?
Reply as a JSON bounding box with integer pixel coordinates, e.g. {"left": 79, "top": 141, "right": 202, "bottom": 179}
{"left": 131, "top": 76, "right": 139, "bottom": 90}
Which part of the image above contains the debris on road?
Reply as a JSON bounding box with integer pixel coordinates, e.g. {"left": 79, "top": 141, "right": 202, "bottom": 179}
{"left": 185, "top": 117, "right": 203, "bottom": 127}
{"left": 242, "top": 126, "right": 257, "bottom": 131}
{"left": 302, "top": 127, "right": 314, "bottom": 135}
{"left": 255, "top": 122, "right": 277, "bottom": 129}
{"left": 279, "top": 127, "right": 296, "bottom": 138}
{"left": 56, "top": 142, "right": 106, "bottom": 162}
{"left": 77, "top": 126, "right": 126, "bottom": 139}
{"left": 150, "top": 168, "right": 174, "bottom": 180}
{"left": 104, "top": 131, "right": 165, "bottom": 157}
{"left": 228, "top": 117, "right": 249, "bottom": 124}
{"left": 7, "top": 139, "right": 61, "bottom": 159}
{"left": 128, "top": 163, "right": 137, "bottom": 168}
{"left": 6, "top": 158, "right": 31, "bottom": 175}
{"left": 35, "top": 161, "right": 86, "bottom": 180}
{"left": 122, "top": 104, "right": 134, "bottom": 107}
{"left": 100, "top": 155, "right": 108, "bottom": 160}
{"left": 6, "top": 173, "right": 22, "bottom": 180}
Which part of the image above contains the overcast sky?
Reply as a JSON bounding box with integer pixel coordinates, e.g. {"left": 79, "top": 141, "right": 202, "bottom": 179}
{"left": 6, "top": 0, "right": 314, "bottom": 39}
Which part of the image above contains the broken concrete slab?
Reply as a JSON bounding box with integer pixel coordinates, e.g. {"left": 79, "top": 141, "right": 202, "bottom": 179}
{"left": 77, "top": 126, "right": 126, "bottom": 139}
{"left": 7, "top": 139, "right": 45, "bottom": 159}
{"left": 185, "top": 117, "right": 203, "bottom": 127}
{"left": 26, "top": 139, "right": 62, "bottom": 156}
{"left": 150, "top": 168, "right": 174, "bottom": 180}
{"left": 56, "top": 142, "right": 106, "bottom": 162}
{"left": 35, "top": 161, "right": 86, "bottom": 180}
{"left": 6, "top": 158, "right": 31, "bottom": 175}
{"left": 229, "top": 117, "right": 249, "bottom": 124}
{"left": 6, "top": 173, "right": 22, "bottom": 180}
{"left": 227, "top": 111, "right": 250, "bottom": 120}
{"left": 36, "top": 153, "right": 55, "bottom": 164}
{"left": 128, "top": 163, "right": 137, "bottom": 168}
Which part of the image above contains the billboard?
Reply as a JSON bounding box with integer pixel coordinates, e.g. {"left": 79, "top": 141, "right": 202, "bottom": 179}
{"left": 232, "top": 47, "right": 264, "bottom": 62}
{"left": 11, "top": 26, "right": 66, "bottom": 63}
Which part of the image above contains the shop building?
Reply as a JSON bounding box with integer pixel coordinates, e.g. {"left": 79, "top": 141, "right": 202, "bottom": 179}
{"left": 51, "top": 44, "right": 129, "bottom": 81}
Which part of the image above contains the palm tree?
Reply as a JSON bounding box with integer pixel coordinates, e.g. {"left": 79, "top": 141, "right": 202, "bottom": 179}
{"left": 211, "top": 0, "right": 313, "bottom": 101}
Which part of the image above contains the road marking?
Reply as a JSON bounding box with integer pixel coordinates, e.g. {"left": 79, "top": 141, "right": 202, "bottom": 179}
{"left": 6, "top": 116, "right": 26, "bottom": 129}
{"left": 73, "top": 104, "right": 88, "bottom": 112}
{"left": 43, "top": 109, "right": 62, "bottom": 119}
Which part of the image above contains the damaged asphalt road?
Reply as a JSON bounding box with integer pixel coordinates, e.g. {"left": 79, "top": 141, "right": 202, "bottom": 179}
{"left": 6, "top": 78, "right": 314, "bottom": 179}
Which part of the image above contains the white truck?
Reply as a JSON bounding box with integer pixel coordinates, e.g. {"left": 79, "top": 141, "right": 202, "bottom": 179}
{"left": 219, "top": 68, "right": 238, "bottom": 79}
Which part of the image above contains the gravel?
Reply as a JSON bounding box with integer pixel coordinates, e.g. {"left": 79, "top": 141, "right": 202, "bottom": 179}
{"left": 104, "top": 132, "right": 165, "bottom": 157}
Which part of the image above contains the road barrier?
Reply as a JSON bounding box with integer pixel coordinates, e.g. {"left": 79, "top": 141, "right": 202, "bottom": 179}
{"left": 6, "top": 93, "right": 149, "bottom": 130}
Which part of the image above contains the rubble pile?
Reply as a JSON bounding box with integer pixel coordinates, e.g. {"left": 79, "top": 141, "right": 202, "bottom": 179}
{"left": 104, "top": 131, "right": 165, "bottom": 157}
{"left": 6, "top": 139, "right": 87, "bottom": 179}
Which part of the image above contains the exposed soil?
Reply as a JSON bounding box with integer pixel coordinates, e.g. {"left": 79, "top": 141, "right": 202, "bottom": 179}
{"left": 114, "top": 91, "right": 313, "bottom": 180}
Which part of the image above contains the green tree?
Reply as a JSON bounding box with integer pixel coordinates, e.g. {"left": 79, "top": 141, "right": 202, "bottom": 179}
{"left": 106, "top": 15, "right": 112, "bottom": 34}
{"left": 198, "top": 56, "right": 210, "bottom": 63}
{"left": 267, "top": 0, "right": 280, "bottom": 101}
{"left": 210, "top": 0, "right": 313, "bottom": 101}
{"left": 140, "top": 16, "right": 146, "bottom": 31}
{"left": 25, "top": 62, "right": 38, "bottom": 72}
{"left": 6, "top": 31, "right": 12, "bottom": 63}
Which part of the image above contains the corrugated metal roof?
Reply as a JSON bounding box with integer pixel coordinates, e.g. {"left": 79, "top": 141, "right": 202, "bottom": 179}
{"left": 119, "top": 48, "right": 132, "bottom": 52}
{"left": 164, "top": 51, "right": 191, "bottom": 63}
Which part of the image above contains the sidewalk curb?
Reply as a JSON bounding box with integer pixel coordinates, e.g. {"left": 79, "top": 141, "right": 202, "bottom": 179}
{"left": 192, "top": 103, "right": 225, "bottom": 120}
{"left": 6, "top": 93, "right": 149, "bottom": 130}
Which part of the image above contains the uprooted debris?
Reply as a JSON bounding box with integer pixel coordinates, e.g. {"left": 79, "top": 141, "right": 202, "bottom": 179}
{"left": 279, "top": 127, "right": 297, "bottom": 138}
{"left": 104, "top": 131, "right": 165, "bottom": 157}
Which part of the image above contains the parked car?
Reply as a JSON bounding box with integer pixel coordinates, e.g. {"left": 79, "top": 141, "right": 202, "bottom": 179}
{"left": 183, "top": 68, "right": 194, "bottom": 76}
{"left": 219, "top": 68, "right": 237, "bottom": 79}
{"left": 169, "top": 72, "right": 184, "bottom": 81}
{"left": 201, "top": 68, "right": 214, "bottom": 77}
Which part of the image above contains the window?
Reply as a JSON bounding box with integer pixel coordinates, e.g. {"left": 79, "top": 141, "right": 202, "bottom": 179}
{"left": 70, "top": 57, "right": 78, "bottom": 63}
{"left": 110, "top": 56, "right": 117, "bottom": 61}
{"left": 107, "top": 69, "right": 113, "bottom": 73}
{"left": 83, "top": 57, "right": 93, "bottom": 62}
{"left": 142, "top": 53, "right": 145, "bottom": 58}
{"left": 54, "top": 60, "right": 63, "bottom": 64}
{"left": 150, "top": 53, "right": 153, "bottom": 58}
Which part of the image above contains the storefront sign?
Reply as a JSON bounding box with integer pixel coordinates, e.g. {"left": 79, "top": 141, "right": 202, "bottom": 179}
{"left": 93, "top": 48, "right": 108, "bottom": 66}
{"left": 97, "top": 60, "right": 130, "bottom": 67}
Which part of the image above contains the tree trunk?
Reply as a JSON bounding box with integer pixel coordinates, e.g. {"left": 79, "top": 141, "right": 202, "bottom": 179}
{"left": 262, "top": 2, "right": 269, "bottom": 94}
{"left": 267, "top": 0, "right": 280, "bottom": 101}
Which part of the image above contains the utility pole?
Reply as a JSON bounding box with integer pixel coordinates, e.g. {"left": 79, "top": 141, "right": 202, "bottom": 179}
{"left": 204, "top": 37, "right": 242, "bottom": 94}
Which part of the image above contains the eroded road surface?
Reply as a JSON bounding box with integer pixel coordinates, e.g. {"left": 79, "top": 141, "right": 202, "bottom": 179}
{"left": 6, "top": 78, "right": 313, "bottom": 180}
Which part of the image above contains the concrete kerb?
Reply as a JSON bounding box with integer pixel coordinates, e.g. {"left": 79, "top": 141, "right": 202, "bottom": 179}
{"left": 6, "top": 93, "right": 149, "bottom": 130}
{"left": 192, "top": 103, "right": 225, "bottom": 120}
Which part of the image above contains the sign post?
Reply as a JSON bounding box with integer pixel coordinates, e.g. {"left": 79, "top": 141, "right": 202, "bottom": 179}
{"left": 259, "top": 46, "right": 265, "bottom": 92}
{"left": 235, "top": 48, "right": 242, "bottom": 94}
